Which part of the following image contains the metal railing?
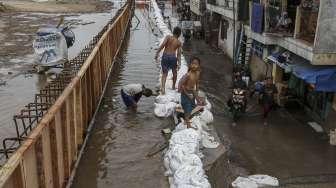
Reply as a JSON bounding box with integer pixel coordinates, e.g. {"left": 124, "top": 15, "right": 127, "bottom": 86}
{"left": 0, "top": 0, "right": 134, "bottom": 187}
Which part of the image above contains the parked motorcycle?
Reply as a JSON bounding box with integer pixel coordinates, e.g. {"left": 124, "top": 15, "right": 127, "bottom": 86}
{"left": 33, "top": 17, "right": 75, "bottom": 73}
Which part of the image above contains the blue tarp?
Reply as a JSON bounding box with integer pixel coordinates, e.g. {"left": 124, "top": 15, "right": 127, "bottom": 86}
{"left": 251, "top": 3, "right": 263, "bottom": 34}
{"left": 268, "top": 51, "right": 336, "bottom": 92}
{"left": 293, "top": 64, "right": 336, "bottom": 92}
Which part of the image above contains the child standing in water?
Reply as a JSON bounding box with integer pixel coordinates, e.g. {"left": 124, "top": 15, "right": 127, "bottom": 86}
{"left": 179, "top": 57, "right": 201, "bottom": 128}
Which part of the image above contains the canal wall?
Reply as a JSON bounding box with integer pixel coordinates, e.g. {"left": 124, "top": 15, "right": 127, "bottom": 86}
{"left": 0, "top": 1, "right": 134, "bottom": 187}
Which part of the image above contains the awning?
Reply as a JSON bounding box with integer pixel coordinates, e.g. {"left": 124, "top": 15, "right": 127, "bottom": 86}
{"left": 267, "top": 52, "right": 300, "bottom": 73}
{"left": 293, "top": 64, "right": 336, "bottom": 92}
{"left": 268, "top": 51, "right": 336, "bottom": 92}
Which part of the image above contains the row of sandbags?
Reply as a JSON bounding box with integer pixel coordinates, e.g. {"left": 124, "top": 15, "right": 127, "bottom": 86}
{"left": 149, "top": 1, "right": 218, "bottom": 187}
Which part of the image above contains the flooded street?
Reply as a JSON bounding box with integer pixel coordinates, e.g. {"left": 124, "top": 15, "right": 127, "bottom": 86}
{"left": 1, "top": 1, "right": 336, "bottom": 187}
{"left": 0, "top": 1, "right": 123, "bottom": 144}
{"left": 72, "top": 8, "right": 170, "bottom": 188}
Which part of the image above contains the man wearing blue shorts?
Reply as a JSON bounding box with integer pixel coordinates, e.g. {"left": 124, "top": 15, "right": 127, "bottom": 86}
{"left": 155, "top": 27, "right": 182, "bottom": 95}
{"left": 121, "top": 84, "right": 153, "bottom": 110}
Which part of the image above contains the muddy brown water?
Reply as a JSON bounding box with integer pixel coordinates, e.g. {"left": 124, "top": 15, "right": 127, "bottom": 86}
{"left": 0, "top": 2, "right": 123, "bottom": 152}
{"left": 72, "top": 8, "right": 170, "bottom": 187}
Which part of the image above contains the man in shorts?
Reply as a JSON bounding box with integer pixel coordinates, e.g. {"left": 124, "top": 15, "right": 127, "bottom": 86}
{"left": 155, "top": 27, "right": 182, "bottom": 95}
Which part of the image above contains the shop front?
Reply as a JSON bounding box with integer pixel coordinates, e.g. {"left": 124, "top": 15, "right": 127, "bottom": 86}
{"left": 268, "top": 51, "right": 336, "bottom": 122}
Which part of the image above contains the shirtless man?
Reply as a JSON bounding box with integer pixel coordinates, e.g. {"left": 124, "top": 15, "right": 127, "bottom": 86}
{"left": 179, "top": 57, "right": 201, "bottom": 128}
{"left": 155, "top": 27, "right": 182, "bottom": 95}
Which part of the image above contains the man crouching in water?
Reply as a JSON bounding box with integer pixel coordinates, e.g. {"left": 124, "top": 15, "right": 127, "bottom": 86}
{"left": 179, "top": 57, "right": 201, "bottom": 128}
{"left": 121, "top": 84, "right": 154, "bottom": 111}
{"left": 155, "top": 27, "right": 182, "bottom": 95}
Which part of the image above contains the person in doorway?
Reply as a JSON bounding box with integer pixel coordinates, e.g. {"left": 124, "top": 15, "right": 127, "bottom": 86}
{"left": 121, "top": 84, "right": 154, "bottom": 110}
{"left": 260, "top": 77, "right": 278, "bottom": 125}
{"left": 179, "top": 57, "right": 201, "bottom": 129}
{"left": 155, "top": 27, "right": 182, "bottom": 95}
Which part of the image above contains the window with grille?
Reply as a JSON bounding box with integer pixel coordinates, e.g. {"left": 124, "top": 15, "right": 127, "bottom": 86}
{"left": 220, "top": 19, "right": 229, "bottom": 40}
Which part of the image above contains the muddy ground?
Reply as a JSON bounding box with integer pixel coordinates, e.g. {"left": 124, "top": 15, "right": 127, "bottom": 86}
{"left": 0, "top": 0, "right": 113, "bottom": 13}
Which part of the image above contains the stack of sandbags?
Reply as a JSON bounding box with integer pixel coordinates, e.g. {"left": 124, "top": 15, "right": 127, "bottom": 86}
{"left": 164, "top": 128, "right": 210, "bottom": 188}
{"left": 150, "top": 1, "right": 219, "bottom": 187}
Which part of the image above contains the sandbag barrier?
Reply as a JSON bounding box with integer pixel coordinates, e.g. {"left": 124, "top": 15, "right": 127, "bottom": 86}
{"left": 0, "top": 0, "right": 134, "bottom": 187}
{"left": 149, "top": 1, "right": 220, "bottom": 187}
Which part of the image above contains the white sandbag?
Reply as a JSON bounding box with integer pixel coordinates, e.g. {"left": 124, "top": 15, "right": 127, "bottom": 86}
{"left": 199, "top": 109, "right": 214, "bottom": 124}
{"left": 170, "top": 128, "right": 200, "bottom": 145}
{"left": 164, "top": 155, "right": 172, "bottom": 176}
{"left": 191, "top": 116, "right": 204, "bottom": 132}
{"left": 248, "top": 175, "right": 279, "bottom": 187}
{"left": 201, "top": 132, "right": 220, "bottom": 149}
{"left": 174, "top": 165, "right": 209, "bottom": 188}
{"left": 205, "top": 99, "right": 212, "bottom": 110}
{"left": 154, "top": 102, "right": 176, "bottom": 117}
{"left": 174, "top": 122, "right": 187, "bottom": 132}
{"left": 232, "top": 177, "right": 258, "bottom": 188}
{"left": 155, "top": 94, "right": 175, "bottom": 104}
{"left": 232, "top": 175, "right": 279, "bottom": 188}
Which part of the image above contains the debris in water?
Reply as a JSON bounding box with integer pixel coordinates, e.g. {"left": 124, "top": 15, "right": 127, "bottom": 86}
{"left": 7, "top": 72, "right": 13, "bottom": 75}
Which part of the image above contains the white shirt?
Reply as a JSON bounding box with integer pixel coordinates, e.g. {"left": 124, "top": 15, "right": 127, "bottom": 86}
{"left": 122, "top": 84, "right": 143, "bottom": 96}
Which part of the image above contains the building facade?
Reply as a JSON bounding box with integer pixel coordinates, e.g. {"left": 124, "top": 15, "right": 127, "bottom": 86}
{"left": 205, "top": 0, "right": 237, "bottom": 58}
{"left": 205, "top": 0, "right": 336, "bottom": 134}
{"left": 248, "top": 0, "right": 336, "bottom": 132}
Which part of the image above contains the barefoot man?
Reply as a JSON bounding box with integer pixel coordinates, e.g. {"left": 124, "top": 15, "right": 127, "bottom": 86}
{"left": 179, "top": 57, "right": 201, "bottom": 128}
{"left": 155, "top": 27, "right": 182, "bottom": 95}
